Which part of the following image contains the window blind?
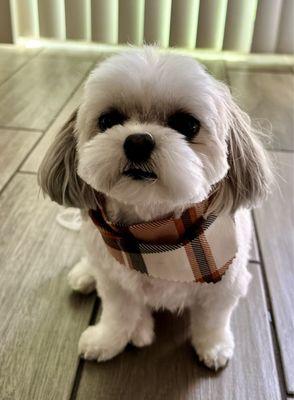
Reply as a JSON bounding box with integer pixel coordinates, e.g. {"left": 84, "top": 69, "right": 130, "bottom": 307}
{"left": 2, "top": 0, "right": 294, "bottom": 54}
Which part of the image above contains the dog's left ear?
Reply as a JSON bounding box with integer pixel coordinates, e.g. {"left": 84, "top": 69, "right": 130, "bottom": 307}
{"left": 212, "top": 83, "right": 273, "bottom": 213}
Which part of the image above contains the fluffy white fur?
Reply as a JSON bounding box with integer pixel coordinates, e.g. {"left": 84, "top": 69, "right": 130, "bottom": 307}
{"left": 39, "top": 47, "right": 272, "bottom": 370}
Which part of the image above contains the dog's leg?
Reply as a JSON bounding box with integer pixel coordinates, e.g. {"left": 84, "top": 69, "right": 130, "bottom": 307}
{"left": 67, "top": 256, "right": 96, "bottom": 294}
{"left": 131, "top": 307, "right": 155, "bottom": 348}
{"left": 190, "top": 296, "right": 239, "bottom": 371}
{"left": 78, "top": 272, "right": 144, "bottom": 362}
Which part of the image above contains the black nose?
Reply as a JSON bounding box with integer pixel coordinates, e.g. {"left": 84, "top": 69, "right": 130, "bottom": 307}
{"left": 123, "top": 133, "right": 155, "bottom": 162}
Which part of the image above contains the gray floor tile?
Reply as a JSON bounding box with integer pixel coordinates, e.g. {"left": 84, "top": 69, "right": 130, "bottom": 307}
{"left": 0, "top": 173, "right": 95, "bottom": 400}
{"left": 0, "top": 128, "right": 41, "bottom": 191}
{"left": 228, "top": 70, "right": 294, "bottom": 151}
{"left": 254, "top": 151, "right": 294, "bottom": 394}
{"left": 0, "top": 46, "right": 40, "bottom": 85}
{"left": 76, "top": 263, "right": 280, "bottom": 400}
{"left": 0, "top": 57, "right": 93, "bottom": 130}
{"left": 198, "top": 60, "right": 228, "bottom": 82}
{"left": 21, "top": 83, "right": 84, "bottom": 173}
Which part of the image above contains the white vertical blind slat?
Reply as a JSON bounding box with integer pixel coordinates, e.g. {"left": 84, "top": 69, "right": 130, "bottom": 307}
{"left": 91, "top": 0, "right": 118, "bottom": 44}
{"left": 0, "top": 0, "right": 13, "bottom": 43}
{"left": 223, "top": 0, "right": 258, "bottom": 52}
{"left": 196, "top": 0, "right": 228, "bottom": 50}
{"left": 118, "top": 0, "right": 145, "bottom": 45}
{"left": 169, "top": 0, "right": 199, "bottom": 49}
{"left": 276, "top": 0, "right": 294, "bottom": 54}
{"left": 11, "top": 0, "right": 39, "bottom": 38}
{"left": 65, "top": 0, "right": 90, "bottom": 41}
{"left": 144, "top": 0, "right": 172, "bottom": 48}
{"left": 251, "top": 0, "right": 283, "bottom": 53}
{"left": 38, "top": 0, "right": 65, "bottom": 39}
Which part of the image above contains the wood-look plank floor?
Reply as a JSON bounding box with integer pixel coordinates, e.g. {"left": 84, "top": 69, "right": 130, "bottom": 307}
{"left": 0, "top": 56, "right": 93, "bottom": 130}
{"left": 0, "top": 46, "right": 41, "bottom": 85}
{"left": 0, "top": 174, "right": 95, "bottom": 400}
{"left": 21, "top": 84, "right": 84, "bottom": 174}
{"left": 38, "top": 47, "right": 111, "bottom": 62}
{"left": 0, "top": 45, "right": 293, "bottom": 400}
{"left": 198, "top": 60, "right": 227, "bottom": 82}
{"left": 226, "top": 57, "right": 293, "bottom": 73}
{"left": 0, "top": 128, "right": 41, "bottom": 191}
{"left": 228, "top": 70, "right": 294, "bottom": 151}
{"left": 254, "top": 152, "right": 294, "bottom": 395}
{"left": 74, "top": 263, "right": 281, "bottom": 400}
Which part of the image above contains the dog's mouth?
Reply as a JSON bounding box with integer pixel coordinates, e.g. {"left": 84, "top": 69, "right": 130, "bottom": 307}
{"left": 123, "top": 168, "right": 158, "bottom": 181}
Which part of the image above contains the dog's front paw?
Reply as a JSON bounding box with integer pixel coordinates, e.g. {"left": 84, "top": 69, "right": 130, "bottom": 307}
{"left": 78, "top": 325, "right": 128, "bottom": 362}
{"left": 131, "top": 312, "right": 155, "bottom": 348}
{"left": 68, "top": 257, "right": 96, "bottom": 294}
{"left": 192, "top": 329, "right": 234, "bottom": 371}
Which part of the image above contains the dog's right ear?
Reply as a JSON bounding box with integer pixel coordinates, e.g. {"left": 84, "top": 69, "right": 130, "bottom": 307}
{"left": 38, "top": 110, "right": 97, "bottom": 209}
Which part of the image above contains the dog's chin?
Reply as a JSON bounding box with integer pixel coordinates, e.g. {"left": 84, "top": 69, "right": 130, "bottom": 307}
{"left": 102, "top": 170, "right": 211, "bottom": 208}
{"left": 78, "top": 152, "right": 216, "bottom": 208}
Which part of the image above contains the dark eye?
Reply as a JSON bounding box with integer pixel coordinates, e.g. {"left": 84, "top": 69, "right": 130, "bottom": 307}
{"left": 167, "top": 112, "right": 201, "bottom": 141}
{"left": 98, "top": 109, "right": 127, "bottom": 132}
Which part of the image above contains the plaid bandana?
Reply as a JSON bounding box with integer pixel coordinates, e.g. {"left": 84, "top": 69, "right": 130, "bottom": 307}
{"left": 89, "top": 198, "right": 237, "bottom": 284}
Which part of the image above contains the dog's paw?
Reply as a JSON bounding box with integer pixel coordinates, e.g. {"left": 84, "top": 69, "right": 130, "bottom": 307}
{"left": 192, "top": 330, "right": 234, "bottom": 371}
{"left": 131, "top": 312, "right": 155, "bottom": 348}
{"left": 78, "top": 325, "right": 128, "bottom": 361}
{"left": 68, "top": 257, "right": 95, "bottom": 294}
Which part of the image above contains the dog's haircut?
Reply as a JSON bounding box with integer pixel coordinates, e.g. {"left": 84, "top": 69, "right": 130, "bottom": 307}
{"left": 38, "top": 71, "right": 271, "bottom": 214}
{"left": 38, "top": 48, "right": 272, "bottom": 369}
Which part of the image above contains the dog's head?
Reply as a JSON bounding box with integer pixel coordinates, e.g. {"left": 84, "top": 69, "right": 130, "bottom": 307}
{"left": 38, "top": 48, "right": 272, "bottom": 214}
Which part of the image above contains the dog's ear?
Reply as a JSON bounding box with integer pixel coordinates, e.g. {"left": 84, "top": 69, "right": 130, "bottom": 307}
{"left": 210, "top": 84, "right": 272, "bottom": 214}
{"left": 38, "top": 110, "right": 97, "bottom": 209}
{"left": 226, "top": 102, "right": 272, "bottom": 211}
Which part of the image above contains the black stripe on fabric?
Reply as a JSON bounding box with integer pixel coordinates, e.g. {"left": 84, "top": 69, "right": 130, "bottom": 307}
{"left": 202, "top": 214, "right": 217, "bottom": 231}
{"left": 127, "top": 248, "right": 148, "bottom": 274}
{"left": 181, "top": 214, "right": 216, "bottom": 243}
{"left": 181, "top": 208, "right": 193, "bottom": 230}
{"left": 103, "top": 236, "right": 122, "bottom": 251}
{"left": 139, "top": 242, "right": 172, "bottom": 253}
{"left": 89, "top": 209, "right": 114, "bottom": 233}
{"left": 190, "top": 236, "right": 213, "bottom": 283}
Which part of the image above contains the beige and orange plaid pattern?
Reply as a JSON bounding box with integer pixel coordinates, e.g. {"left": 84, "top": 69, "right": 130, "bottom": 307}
{"left": 89, "top": 198, "right": 237, "bottom": 284}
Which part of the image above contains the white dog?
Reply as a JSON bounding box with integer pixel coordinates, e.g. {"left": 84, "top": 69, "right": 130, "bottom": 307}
{"left": 38, "top": 47, "right": 271, "bottom": 370}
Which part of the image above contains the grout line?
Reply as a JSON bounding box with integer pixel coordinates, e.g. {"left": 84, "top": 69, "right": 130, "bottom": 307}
{"left": 0, "top": 165, "right": 36, "bottom": 197}
{"left": 0, "top": 137, "right": 42, "bottom": 197}
{"left": 0, "top": 48, "right": 43, "bottom": 89}
{"left": 252, "top": 212, "right": 288, "bottom": 400}
{"left": 267, "top": 148, "right": 294, "bottom": 154}
{"left": 249, "top": 259, "right": 260, "bottom": 264}
{"left": 16, "top": 61, "right": 95, "bottom": 175}
{"left": 18, "top": 170, "right": 36, "bottom": 176}
{"left": 0, "top": 126, "right": 44, "bottom": 133}
{"left": 226, "top": 66, "right": 293, "bottom": 75}
{"left": 69, "top": 360, "right": 85, "bottom": 400}
{"left": 0, "top": 174, "right": 19, "bottom": 197}
{"left": 224, "top": 63, "right": 232, "bottom": 90}
{"left": 69, "top": 297, "right": 101, "bottom": 400}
